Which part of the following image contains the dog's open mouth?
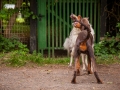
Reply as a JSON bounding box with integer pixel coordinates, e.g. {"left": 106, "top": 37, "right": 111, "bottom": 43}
{"left": 72, "top": 22, "right": 81, "bottom": 28}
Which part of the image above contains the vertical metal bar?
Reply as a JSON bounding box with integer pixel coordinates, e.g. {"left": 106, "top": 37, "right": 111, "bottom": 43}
{"left": 71, "top": 0, "right": 73, "bottom": 14}
{"left": 79, "top": 0, "right": 81, "bottom": 15}
{"left": 75, "top": 0, "right": 77, "bottom": 15}
{"left": 52, "top": 0, "right": 54, "bottom": 57}
{"left": 67, "top": 0, "right": 70, "bottom": 57}
{"left": 63, "top": 0, "right": 66, "bottom": 41}
{"left": 59, "top": 0, "right": 62, "bottom": 48}
{"left": 48, "top": 0, "right": 51, "bottom": 57}
{"left": 90, "top": 0, "right": 93, "bottom": 24}
{"left": 67, "top": 0, "right": 70, "bottom": 36}
{"left": 37, "top": 0, "right": 46, "bottom": 55}
{"left": 55, "top": 0, "right": 58, "bottom": 48}
{"left": 86, "top": 0, "right": 88, "bottom": 17}
{"left": 70, "top": 0, "right": 73, "bottom": 28}
{"left": 97, "top": 1, "right": 100, "bottom": 42}
{"left": 41, "top": 49, "right": 43, "bottom": 55}
{"left": 94, "top": 0, "right": 97, "bottom": 42}
{"left": 82, "top": 0, "right": 85, "bottom": 17}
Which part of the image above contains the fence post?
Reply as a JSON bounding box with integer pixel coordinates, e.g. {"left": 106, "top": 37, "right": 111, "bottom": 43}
{"left": 37, "top": 0, "right": 47, "bottom": 53}
{"left": 30, "top": 0, "right": 37, "bottom": 53}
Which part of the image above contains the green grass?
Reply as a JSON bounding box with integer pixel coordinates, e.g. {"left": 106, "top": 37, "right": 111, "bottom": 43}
{"left": 0, "top": 51, "right": 120, "bottom": 67}
{"left": 96, "top": 54, "right": 120, "bottom": 65}
{"left": 0, "top": 51, "right": 70, "bottom": 67}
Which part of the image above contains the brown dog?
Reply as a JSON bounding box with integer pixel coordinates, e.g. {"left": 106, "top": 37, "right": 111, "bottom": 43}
{"left": 70, "top": 14, "right": 103, "bottom": 84}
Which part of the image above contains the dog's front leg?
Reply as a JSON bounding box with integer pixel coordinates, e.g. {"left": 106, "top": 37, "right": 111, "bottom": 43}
{"left": 71, "top": 57, "right": 80, "bottom": 84}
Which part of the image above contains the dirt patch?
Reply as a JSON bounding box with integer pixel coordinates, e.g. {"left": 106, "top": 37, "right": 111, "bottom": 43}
{"left": 0, "top": 64, "right": 120, "bottom": 90}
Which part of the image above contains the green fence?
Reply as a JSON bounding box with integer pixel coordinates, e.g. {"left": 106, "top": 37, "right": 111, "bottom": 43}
{"left": 37, "top": 0, "right": 100, "bottom": 57}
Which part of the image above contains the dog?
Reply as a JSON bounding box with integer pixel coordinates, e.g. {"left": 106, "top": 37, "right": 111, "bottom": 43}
{"left": 63, "top": 14, "right": 95, "bottom": 72}
{"left": 70, "top": 14, "right": 103, "bottom": 84}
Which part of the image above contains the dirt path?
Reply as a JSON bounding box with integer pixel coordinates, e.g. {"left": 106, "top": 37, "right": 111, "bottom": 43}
{"left": 0, "top": 64, "right": 120, "bottom": 90}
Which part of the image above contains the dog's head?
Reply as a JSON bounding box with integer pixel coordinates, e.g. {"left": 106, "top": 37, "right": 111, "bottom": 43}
{"left": 72, "top": 17, "right": 90, "bottom": 30}
{"left": 70, "top": 13, "right": 82, "bottom": 22}
{"left": 70, "top": 13, "right": 82, "bottom": 28}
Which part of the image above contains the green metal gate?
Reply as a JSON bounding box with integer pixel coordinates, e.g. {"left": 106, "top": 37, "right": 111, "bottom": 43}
{"left": 37, "top": 0, "right": 100, "bottom": 57}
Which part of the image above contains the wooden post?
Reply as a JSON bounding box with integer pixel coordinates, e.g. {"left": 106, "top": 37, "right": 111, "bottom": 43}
{"left": 30, "top": 0, "right": 37, "bottom": 53}
{"left": 100, "top": 0, "right": 107, "bottom": 37}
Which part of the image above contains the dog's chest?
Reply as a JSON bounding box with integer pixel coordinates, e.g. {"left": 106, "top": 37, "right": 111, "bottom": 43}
{"left": 77, "top": 30, "right": 88, "bottom": 41}
{"left": 79, "top": 42, "right": 87, "bottom": 51}
{"left": 70, "top": 27, "right": 81, "bottom": 35}
{"left": 69, "top": 27, "right": 81, "bottom": 47}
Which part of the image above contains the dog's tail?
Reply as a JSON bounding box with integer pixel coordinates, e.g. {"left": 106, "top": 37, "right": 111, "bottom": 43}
{"left": 63, "top": 38, "right": 70, "bottom": 51}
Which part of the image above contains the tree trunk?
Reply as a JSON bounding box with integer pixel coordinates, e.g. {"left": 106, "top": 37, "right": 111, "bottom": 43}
{"left": 4, "top": 0, "right": 23, "bottom": 38}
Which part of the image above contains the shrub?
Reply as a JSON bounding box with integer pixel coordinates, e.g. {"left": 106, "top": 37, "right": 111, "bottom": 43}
{"left": 0, "top": 35, "right": 29, "bottom": 52}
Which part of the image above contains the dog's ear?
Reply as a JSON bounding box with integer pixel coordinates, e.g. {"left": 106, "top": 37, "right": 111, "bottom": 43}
{"left": 78, "top": 15, "right": 82, "bottom": 20}
{"left": 84, "top": 17, "right": 89, "bottom": 20}
{"left": 70, "top": 13, "right": 73, "bottom": 18}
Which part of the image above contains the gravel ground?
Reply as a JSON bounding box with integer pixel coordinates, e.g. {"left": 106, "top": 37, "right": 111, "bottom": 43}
{"left": 0, "top": 64, "right": 120, "bottom": 90}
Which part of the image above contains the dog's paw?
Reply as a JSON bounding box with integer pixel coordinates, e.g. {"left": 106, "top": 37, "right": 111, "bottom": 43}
{"left": 97, "top": 80, "right": 103, "bottom": 84}
{"left": 68, "top": 64, "right": 73, "bottom": 68}
{"left": 68, "top": 65, "right": 72, "bottom": 67}
{"left": 82, "top": 68, "right": 87, "bottom": 71}
{"left": 88, "top": 71, "right": 93, "bottom": 74}
{"left": 71, "top": 80, "right": 76, "bottom": 84}
{"left": 76, "top": 69, "right": 80, "bottom": 76}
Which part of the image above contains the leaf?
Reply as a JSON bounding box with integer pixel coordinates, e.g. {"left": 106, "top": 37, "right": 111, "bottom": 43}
{"left": 32, "top": 15, "right": 36, "bottom": 19}
{"left": 116, "top": 23, "right": 120, "bottom": 28}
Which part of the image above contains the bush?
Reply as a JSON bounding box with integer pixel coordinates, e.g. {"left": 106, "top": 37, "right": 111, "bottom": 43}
{"left": 94, "top": 32, "right": 120, "bottom": 56}
{"left": 0, "top": 35, "right": 29, "bottom": 52}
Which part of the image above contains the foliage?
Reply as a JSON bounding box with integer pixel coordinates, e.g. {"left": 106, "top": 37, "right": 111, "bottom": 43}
{"left": 94, "top": 32, "right": 120, "bottom": 63}
{"left": 0, "top": 0, "right": 38, "bottom": 22}
{"left": 116, "top": 22, "right": 120, "bottom": 30}
{"left": 1, "top": 32, "right": 120, "bottom": 67}
{"left": 0, "top": 8, "right": 18, "bottom": 20}
{"left": 0, "top": 35, "right": 69, "bottom": 67}
{"left": 104, "top": 1, "right": 120, "bottom": 36}
{"left": 96, "top": 54, "right": 120, "bottom": 65}
{"left": 0, "top": 50, "right": 69, "bottom": 67}
{"left": 0, "top": 35, "right": 28, "bottom": 52}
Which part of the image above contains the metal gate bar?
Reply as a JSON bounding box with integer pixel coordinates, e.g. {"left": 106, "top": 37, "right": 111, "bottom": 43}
{"left": 37, "top": 0, "right": 100, "bottom": 57}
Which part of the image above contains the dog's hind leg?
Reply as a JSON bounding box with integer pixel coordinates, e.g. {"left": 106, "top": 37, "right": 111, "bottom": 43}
{"left": 81, "top": 54, "right": 88, "bottom": 71}
{"left": 69, "top": 55, "right": 73, "bottom": 67}
{"left": 71, "top": 57, "right": 80, "bottom": 84}
{"left": 87, "top": 55, "right": 93, "bottom": 74}
{"left": 69, "top": 47, "right": 74, "bottom": 67}
{"left": 71, "top": 45, "right": 81, "bottom": 84}
{"left": 91, "top": 57, "right": 103, "bottom": 84}
{"left": 87, "top": 44, "right": 103, "bottom": 84}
